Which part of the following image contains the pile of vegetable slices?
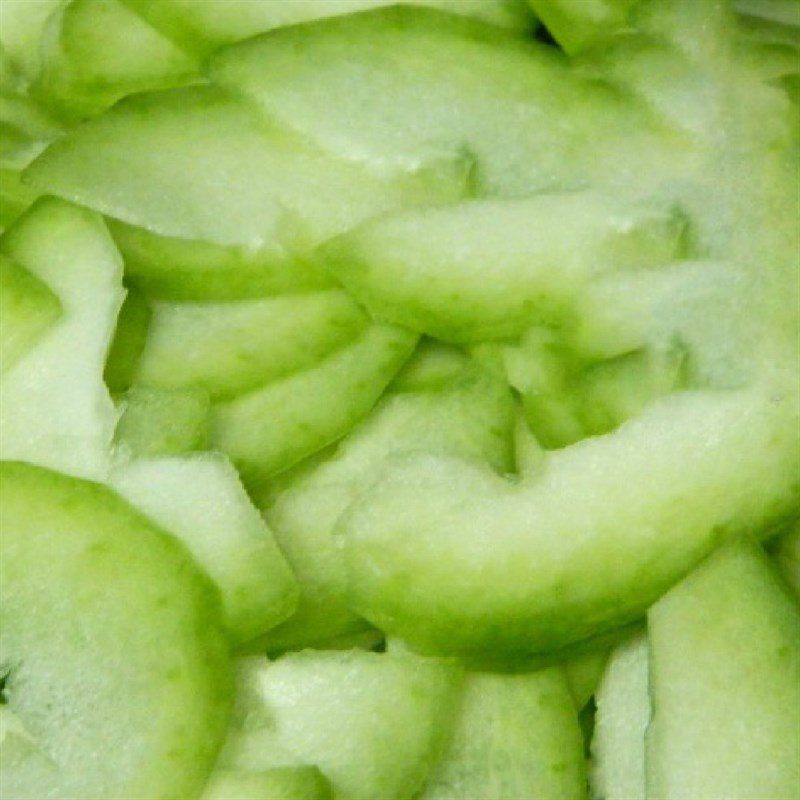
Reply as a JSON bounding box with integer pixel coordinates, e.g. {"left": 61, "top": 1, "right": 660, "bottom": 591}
{"left": 1, "top": 1, "right": 798, "bottom": 798}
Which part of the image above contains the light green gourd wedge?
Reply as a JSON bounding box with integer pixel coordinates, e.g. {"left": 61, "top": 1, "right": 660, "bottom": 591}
{"left": 210, "top": 7, "right": 667, "bottom": 198}
{"left": 0, "top": 460, "right": 231, "bottom": 800}
{"left": 135, "top": 291, "right": 369, "bottom": 400}
{"left": 218, "top": 652, "right": 462, "bottom": 800}
{"left": 24, "top": 85, "right": 470, "bottom": 250}
{"left": 590, "top": 632, "right": 650, "bottom": 800}
{"left": 0, "top": 252, "right": 61, "bottom": 373}
{"left": 110, "top": 452, "right": 298, "bottom": 646}
{"left": 34, "top": 0, "right": 198, "bottom": 119}
{"left": 113, "top": 385, "right": 210, "bottom": 458}
{"left": 257, "top": 345, "right": 514, "bottom": 652}
{"left": 0, "top": 198, "right": 124, "bottom": 480}
{"left": 107, "top": 218, "right": 333, "bottom": 302}
{"left": 211, "top": 324, "right": 417, "bottom": 486}
{"left": 646, "top": 540, "right": 800, "bottom": 800}
{"left": 319, "top": 191, "right": 686, "bottom": 342}
{"left": 120, "top": 0, "right": 536, "bottom": 58}
{"left": 339, "top": 377, "right": 799, "bottom": 658}
{"left": 419, "top": 667, "right": 587, "bottom": 800}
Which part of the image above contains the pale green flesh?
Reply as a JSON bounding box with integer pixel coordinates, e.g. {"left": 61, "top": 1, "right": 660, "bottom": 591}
{"left": 24, "top": 85, "right": 469, "bottom": 248}
{"left": 419, "top": 668, "right": 587, "bottom": 800}
{"left": 0, "top": 460, "right": 231, "bottom": 800}
{"left": 258, "top": 348, "right": 514, "bottom": 651}
{"left": 320, "top": 192, "right": 686, "bottom": 342}
{"left": 136, "top": 291, "right": 369, "bottom": 400}
{"left": 108, "top": 218, "right": 334, "bottom": 301}
{"left": 0, "top": 252, "right": 61, "bottom": 373}
{"left": 646, "top": 540, "right": 800, "bottom": 800}
{"left": 113, "top": 384, "right": 210, "bottom": 458}
{"left": 209, "top": 7, "right": 665, "bottom": 198}
{"left": 211, "top": 324, "right": 417, "bottom": 485}
{"left": 340, "top": 381, "right": 799, "bottom": 658}
{"left": 120, "top": 0, "right": 536, "bottom": 57}
{"left": 34, "top": 0, "right": 198, "bottom": 118}
{"left": 0, "top": 0, "right": 65, "bottom": 81}
{"left": 219, "top": 651, "right": 462, "bottom": 800}
{"left": 0, "top": 198, "right": 123, "bottom": 480}
{"left": 110, "top": 452, "right": 298, "bottom": 645}
{"left": 201, "top": 767, "right": 333, "bottom": 800}
{"left": 591, "top": 632, "right": 649, "bottom": 800}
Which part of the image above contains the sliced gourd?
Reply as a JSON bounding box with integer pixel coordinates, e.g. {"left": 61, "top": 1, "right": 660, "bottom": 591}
{"left": 0, "top": 252, "right": 61, "bottom": 373}
{"left": 202, "top": 767, "right": 333, "bottom": 800}
{"left": 0, "top": 460, "right": 231, "bottom": 799}
{"left": 258, "top": 349, "right": 514, "bottom": 651}
{"left": 320, "top": 191, "right": 685, "bottom": 342}
{"left": 121, "top": 0, "right": 536, "bottom": 57}
{"left": 108, "top": 218, "right": 332, "bottom": 301}
{"left": 419, "top": 667, "right": 587, "bottom": 800}
{"left": 0, "top": 198, "right": 124, "bottom": 480}
{"left": 110, "top": 452, "right": 298, "bottom": 646}
{"left": 219, "top": 651, "right": 461, "bottom": 800}
{"left": 35, "top": 0, "right": 198, "bottom": 119}
{"left": 339, "top": 381, "right": 799, "bottom": 658}
{"left": 113, "top": 385, "right": 210, "bottom": 458}
{"left": 135, "top": 291, "right": 369, "bottom": 399}
{"left": 212, "top": 324, "right": 417, "bottom": 485}
{"left": 590, "top": 632, "right": 649, "bottom": 800}
{"left": 210, "top": 7, "right": 663, "bottom": 197}
{"left": 646, "top": 539, "right": 800, "bottom": 800}
{"left": 569, "top": 261, "right": 770, "bottom": 389}
{"left": 0, "top": 0, "right": 64, "bottom": 81}
{"left": 24, "top": 85, "right": 470, "bottom": 248}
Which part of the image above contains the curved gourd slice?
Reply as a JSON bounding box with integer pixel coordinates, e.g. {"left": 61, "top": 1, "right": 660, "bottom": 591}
{"left": 0, "top": 198, "right": 123, "bottom": 480}
{"left": 339, "top": 381, "right": 799, "bottom": 658}
{"left": 320, "top": 192, "right": 685, "bottom": 342}
{"left": 108, "top": 219, "right": 333, "bottom": 301}
{"left": 419, "top": 668, "right": 587, "bottom": 800}
{"left": 646, "top": 540, "right": 800, "bottom": 800}
{"left": 211, "top": 324, "right": 417, "bottom": 485}
{"left": 122, "top": 0, "right": 536, "bottom": 57}
{"left": 35, "top": 0, "right": 198, "bottom": 119}
{"left": 590, "top": 632, "right": 650, "bottom": 800}
{"left": 0, "top": 253, "right": 61, "bottom": 373}
{"left": 0, "top": 0, "right": 65, "bottom": 81}
{"left": 210, "top": 7, "right": 661, "bottom": 197}
{"left": 113, "top": 385, "right": 210, "bottom": 458}
{"left": 219, "top": 651, "right": 461, "bottom": 800}
{"left": 136, "top": 291, "right": 369, "bottom": 399}
{"left": 24, "top": 85, "right": 470, "bottom": 248}
{"left": 111, "top": 452, "right": 299, "bottom": 645}
{"left": 0, "top": 460, "right": 231, "bottom": 799}
{"left": 259, "top": 350, "right": 514, "bottom": 651}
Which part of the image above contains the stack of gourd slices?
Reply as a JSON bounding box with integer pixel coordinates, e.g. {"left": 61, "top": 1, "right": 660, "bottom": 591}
{"left": 1, "top": 1, "right": 798, "bottom": 799}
